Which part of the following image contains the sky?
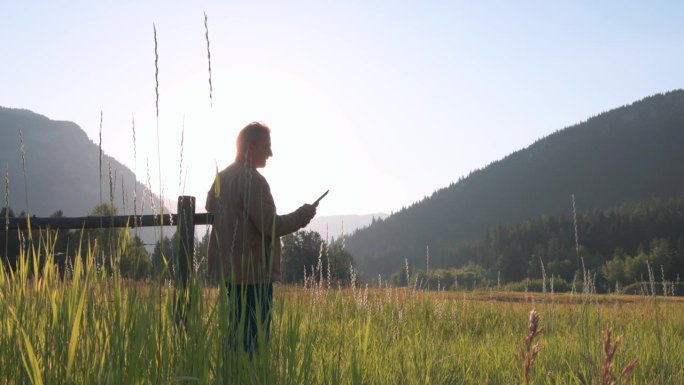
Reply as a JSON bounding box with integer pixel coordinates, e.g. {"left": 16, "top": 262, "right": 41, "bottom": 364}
{"left": 2, "top": 1, "right": 684, "bottom": 216}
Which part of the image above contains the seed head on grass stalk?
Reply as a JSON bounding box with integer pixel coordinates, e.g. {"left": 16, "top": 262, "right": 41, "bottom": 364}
{"left": 19, "top": 129, "right": 29, "bottom": 214}
{"left": 152, "top": 23, "right": 164, "bottom": 242}
{"left": 121, "top": 177, "right": 126, "bottom": 215}
{"left": 341, "top": 217, "right": 345, "bottom": 250}
{"left": 539, "top": 255, "right": 547, "bottom": 295}
{"left": 108, "top": 162, "right": 114, "bottom": 206}
{"left": 131, "top": 114, "right": 141, "bottom": 228}
{"left": 426, "top": 244, "right": 429, "bottom": 276}
{"left": 646, "top": 260, "right": 656, "bottom": 298}
{"left": 179, "top": 118, "right": 185, "bottom": 194}
{"left": 204, "top": 11, "right": 213, "bottom": 107}
{"left": 572, "top": 194, "right": 590, "bottom": 295}
{"left": 153, "top": 24, "right": 160, "bottom": 120}
{"left": 3, "top": 164, "right": 8, "bottom": 215}
{"left": 350, "top": 262, "right": 356, "bottom": 294}
{"left": 327, "top": 254, "right": 332, "bottom": 289}
{"left": 576, "top": 328, "right": 637, "bottom": 385}
{"left": 518, "top": 309, "right": 542, "bottom": 385}
{"left": 601, "top": 329, "right": 638, "bottom": 385}
{"left": 145, "top": 159, "right": 156, "bottom": 218}
{"left": 303, "top": 265, "right": 307, "bottom": 288}
{"left": 317, "top": 241, "right": 325, "bottom": 290}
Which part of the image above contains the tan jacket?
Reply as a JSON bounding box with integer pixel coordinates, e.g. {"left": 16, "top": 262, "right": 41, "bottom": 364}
{"left": 206, "top": 162, "right": 310, "bottom": 284}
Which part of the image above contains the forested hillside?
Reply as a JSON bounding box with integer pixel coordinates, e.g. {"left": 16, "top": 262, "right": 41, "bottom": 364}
{"left": 347, "top": 90, "right": 684, "bottom": 277}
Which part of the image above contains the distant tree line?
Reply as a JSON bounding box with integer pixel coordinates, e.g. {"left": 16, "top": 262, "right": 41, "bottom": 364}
{"left": 388, "top": 194, "right": 684, "bottom": 293}
{"left": 389, "top": 262, "right": 491, "bottom": 291}
{"left": 280, "top": 230, "right": 356, "bottom": 286}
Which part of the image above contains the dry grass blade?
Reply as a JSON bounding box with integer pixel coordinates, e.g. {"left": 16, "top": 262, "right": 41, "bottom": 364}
{"left": 577, "top": 328, "right": 638, "bottom": 385}
{"left": 619, "top": 358, "right": 638, "bottom": 380}
{"left": 213, "top": 163, "right": 220, "bottom": 197}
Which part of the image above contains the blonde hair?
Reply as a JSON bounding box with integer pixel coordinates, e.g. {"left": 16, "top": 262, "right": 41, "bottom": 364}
{"left": 236, "top": 121, "right": 270, "bottom": 162}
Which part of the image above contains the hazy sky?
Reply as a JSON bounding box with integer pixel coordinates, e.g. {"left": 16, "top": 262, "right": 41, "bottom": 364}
{"left": 2, "top": 1, "right": 683, "bottom": 216}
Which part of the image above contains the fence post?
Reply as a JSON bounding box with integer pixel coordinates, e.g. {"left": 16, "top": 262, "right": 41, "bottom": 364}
{"left": 176, "top": 195, "right": 195, "bottom": 326}
{"left": 177, "top": 196, "right": 195, "bottom": 288}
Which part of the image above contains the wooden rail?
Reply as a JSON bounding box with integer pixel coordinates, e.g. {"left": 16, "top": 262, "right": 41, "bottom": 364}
{"left": 7, "top": 213, "right": 212, "bottom": 230}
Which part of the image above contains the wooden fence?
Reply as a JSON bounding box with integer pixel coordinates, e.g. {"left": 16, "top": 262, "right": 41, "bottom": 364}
{"left": 6, "top": 195, "right": 212, "bottom": 288}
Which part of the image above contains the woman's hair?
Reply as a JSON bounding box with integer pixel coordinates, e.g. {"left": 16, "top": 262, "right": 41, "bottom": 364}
{"left": 236, "top": 121, "right": 270, "bottom": 161}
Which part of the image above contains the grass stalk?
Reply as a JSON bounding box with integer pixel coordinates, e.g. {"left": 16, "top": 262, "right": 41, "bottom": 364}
{"left": 3, "top": 164, "right": 8, "bottom": 259}
{"left": 98, "top": 111, "right": 103, "bottom": 207}
{"left": 152, "top": 23, "right": 164, "bottom": 244}
{"left": 131, "top": 115, "right": 138, "bottom": 226}
{"left": 179, "top": 117, "right": 185, "bottom": 194}
{"left": 108, "top": 161, "right": 114, "bottom": 206}
{"left": 19, "top": 129, "right": 29, "bottom": 214}
{"left": 204, "top": 12, "right": 213, "bottom": 107}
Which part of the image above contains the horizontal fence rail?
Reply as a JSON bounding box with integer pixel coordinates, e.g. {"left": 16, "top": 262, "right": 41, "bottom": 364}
{"left": 5, "top": 213, "right": 213, "bottom": 230}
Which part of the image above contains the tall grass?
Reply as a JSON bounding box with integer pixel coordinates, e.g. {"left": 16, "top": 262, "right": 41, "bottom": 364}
{"left": 1, "top": 233, "right": 683, "bottom": 384}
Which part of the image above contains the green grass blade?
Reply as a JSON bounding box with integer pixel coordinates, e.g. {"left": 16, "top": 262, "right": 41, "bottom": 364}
{"left": 66, "top": 279, "right": 87, "bottom": 378}
{"left": 8, "top": 304, "right": 44, "bottom": 385}
{"left": 20, "top": 328, "right": 44, "bottom": 385}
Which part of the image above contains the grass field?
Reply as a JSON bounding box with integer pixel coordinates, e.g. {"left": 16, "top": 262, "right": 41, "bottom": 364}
{"left": 1, "top": 242, "right": 683, "bottom": 385}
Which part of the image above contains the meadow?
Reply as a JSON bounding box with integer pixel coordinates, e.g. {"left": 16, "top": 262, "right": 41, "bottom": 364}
{"left": 4, "top": 13, "right": 684, "bottom": 385}
{"left": 1, "top": 236, "right": 683, "bottom": 385}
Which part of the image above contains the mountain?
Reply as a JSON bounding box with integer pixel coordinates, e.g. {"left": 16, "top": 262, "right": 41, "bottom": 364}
{"left": 0, "top": 107, "right": 168, "bottom": 217}
{"left": 346, "top": 90, "right": 684, "bottom": 277}
{"left": 304, "top": 213, "right": 388, "bottom": 240}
